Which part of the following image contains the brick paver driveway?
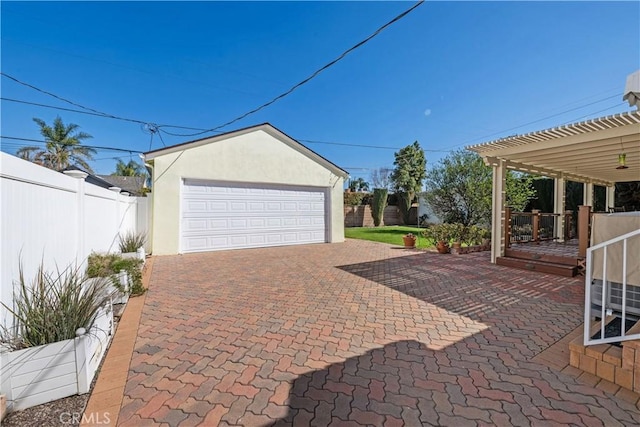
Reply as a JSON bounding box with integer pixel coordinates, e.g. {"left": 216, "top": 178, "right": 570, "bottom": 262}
{"left": 118, "top": 240, "right": 640, "bottom": 426}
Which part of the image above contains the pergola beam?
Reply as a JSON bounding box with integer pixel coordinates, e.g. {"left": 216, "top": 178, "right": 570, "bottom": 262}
{"left": 483, "top": 156, "right": 613, "bottom": 186}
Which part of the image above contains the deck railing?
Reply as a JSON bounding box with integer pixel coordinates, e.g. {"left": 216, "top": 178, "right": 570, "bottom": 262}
{"left": 584, "top": 228, "right": 640, "bottom": 346}
{"left": 504, "top": 209, "right": 575, "bottom": 246}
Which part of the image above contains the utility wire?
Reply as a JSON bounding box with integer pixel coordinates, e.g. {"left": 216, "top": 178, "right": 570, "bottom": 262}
{"left": 300, "top": 138, "right": 449, "bottom": 152}
{"left": 0, "top": 72, "right": 152, "bottom": 125}
{"left": 157, "top": 0, "right": 426, "bottom": 137}
{"left": 456, "top": 94, "right": 622, "bottom": 148}
{"left": 3, "top": 95, "right": 436, "bottom": 152}
{"left": 1, "top": 97, "right": 207, "bottom": 131}
{"left": 0, "top": 135, "right": 143, "bottom": 153}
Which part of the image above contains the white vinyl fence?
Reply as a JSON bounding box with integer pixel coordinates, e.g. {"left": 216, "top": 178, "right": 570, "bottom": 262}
{"left": 0, "top": 152, "right": 149, "bottom": 317}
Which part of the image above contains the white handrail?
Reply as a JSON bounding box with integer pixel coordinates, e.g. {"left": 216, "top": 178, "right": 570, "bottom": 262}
{"left": 584, "top": 228, "right": 640, "bottom": 346}
{"left": 588, "top": 228, "right": 640, "bottom": 251}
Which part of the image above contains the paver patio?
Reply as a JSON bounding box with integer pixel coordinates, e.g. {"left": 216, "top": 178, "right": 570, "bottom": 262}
{"left": 117, "top": 239, "right": 640, "bottom": 426}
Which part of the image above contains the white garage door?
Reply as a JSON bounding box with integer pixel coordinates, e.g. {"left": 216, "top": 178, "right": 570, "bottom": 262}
{"left": 181, "top": 180, "right": 327, "bottom": 253}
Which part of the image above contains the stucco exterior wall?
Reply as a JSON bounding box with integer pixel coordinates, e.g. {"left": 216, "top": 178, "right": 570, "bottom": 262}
{"left": 149, "top": 129, "right": 345, "bottom": 255}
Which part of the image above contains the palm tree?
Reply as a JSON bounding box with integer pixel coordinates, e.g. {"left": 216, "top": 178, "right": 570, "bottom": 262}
{"left": 18, "top": 117, "right": 96, "bottom": 172}
{"left": 113, "top": 159, "right": 146, "bottom": 177}
{"left": 16, "top": 146, "right": 43, "bottom": 165}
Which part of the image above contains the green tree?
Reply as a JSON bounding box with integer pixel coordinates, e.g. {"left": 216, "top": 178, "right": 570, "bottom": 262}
{"left": 113, "top": 159, "right": 146, "bottom": 177}
{"left": 17, "top": 117, "right": 95, "bottom": 172}
{"left": 371, "top": 188, "right": 388, "bottom": 226}
{"left": 348, "top": 177, "right": 370, "bottom": 192}
{"left": 390, "top": 141, "right": 427, "bottom": 224}
{"left": 424, "top": 150, "right": 535, "bottom": 226}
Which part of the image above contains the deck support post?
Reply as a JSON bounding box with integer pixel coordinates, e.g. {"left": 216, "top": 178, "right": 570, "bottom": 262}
{"left": 583, "top": 182, "right": 594, "bottom": 208}
{"left": 491, "top": 159, "right": 507, "bottom": 263}
{"left": 578, "top": 205, "right": 591, "bottom": 258}
{"left": 606, "top": 185, "right": 616, "bottom": 210}
{"left": 553, "top": 176, "right": 566, "bottom": 242}
{"left": 532, "top": 209, "right": 540, "bottom": 242}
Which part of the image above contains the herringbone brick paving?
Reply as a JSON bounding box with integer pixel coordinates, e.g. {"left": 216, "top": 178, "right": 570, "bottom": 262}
{"left": 118, "top": 240, "right": 640, "bottom": 426}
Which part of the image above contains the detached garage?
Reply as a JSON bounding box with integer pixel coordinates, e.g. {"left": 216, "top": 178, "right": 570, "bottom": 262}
{"left": 143, "top": 123, "right": 348, "bottom": 255}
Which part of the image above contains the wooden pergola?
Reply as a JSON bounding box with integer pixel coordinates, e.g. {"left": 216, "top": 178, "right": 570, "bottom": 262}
{"left": 467, "top": 111, "right": 640, "bottom": 263}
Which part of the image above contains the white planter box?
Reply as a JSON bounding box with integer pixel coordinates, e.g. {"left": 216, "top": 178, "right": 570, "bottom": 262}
{"left": 120, "top": 247, "right": 145, "bottom": 261}
{"left": 0, "top": 303, "right": 113, "bottom": 412}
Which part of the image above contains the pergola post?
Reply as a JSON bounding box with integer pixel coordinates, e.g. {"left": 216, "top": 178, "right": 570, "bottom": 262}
{"left": 491, "top": 160, "right": 506, "bottom": 263}
{"left": 554, "top": 176, "right": 566, "bottom": 242}
{"left": 583, "top": 182, "right": 594, "bottom": 209}
{"left": 606, "top": 185, "right": 616, "bottom": 210}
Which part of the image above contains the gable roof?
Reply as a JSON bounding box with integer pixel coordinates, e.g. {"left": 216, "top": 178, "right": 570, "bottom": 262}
{"left": 143, "top": 123, "right": 349, "bottom": 178}
{"left": 98, "top": 175, "right": 147, "bottom": 196}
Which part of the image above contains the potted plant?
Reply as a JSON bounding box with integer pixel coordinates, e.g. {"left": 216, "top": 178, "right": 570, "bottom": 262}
{"left": 422, "top": 224, "right": 451, "bottom": 254}
{"left": 403, "top": 233, "right": 417, "bottom": 248}
{"left": 449, "top": 223, "right": 466, "bottom": 254}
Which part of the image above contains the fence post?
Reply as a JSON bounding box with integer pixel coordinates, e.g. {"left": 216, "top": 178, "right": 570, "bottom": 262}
{"left": 532, "top": 209, "right": 540, "bottom": 242}
{"left": 63, "top": 170, "right": 88, "bottom": 261}
{"left": 565, "top": 210, "right": 574, "bottom": 240}
{"left": 578, "top": 205, "right": 591, "bottom": 258}
{"left": 504, "top": 207, "right": 512, "bottom": 249}
{"left": 74, "top": 328, "right": 89, "bottom": 394}
{"left": 109, "top": 187, "right": 122, "bottom": 251}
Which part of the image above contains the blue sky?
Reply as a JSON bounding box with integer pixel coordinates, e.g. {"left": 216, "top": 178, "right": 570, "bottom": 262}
{"left": 1, "top": 1, "right": 639, "bottom": 180}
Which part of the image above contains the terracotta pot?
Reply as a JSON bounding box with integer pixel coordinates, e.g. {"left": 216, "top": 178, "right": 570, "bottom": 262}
{"left": 436, "top": 241, "right": 449, "bottom": 254}
{"left": 403, "top": 236, "right": 416, "bottom": 248}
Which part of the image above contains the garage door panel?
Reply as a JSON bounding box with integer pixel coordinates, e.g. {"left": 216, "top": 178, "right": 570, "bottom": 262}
{"left": 181, "top": 180, "right": 327, "bottom": 252}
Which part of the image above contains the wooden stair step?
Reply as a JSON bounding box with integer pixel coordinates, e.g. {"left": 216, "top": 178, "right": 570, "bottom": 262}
{"left": 496, "top": 256, "right": 578, "bottom": 277}
{"left": 505, "top": 248, "right": 578, "bottom": 266}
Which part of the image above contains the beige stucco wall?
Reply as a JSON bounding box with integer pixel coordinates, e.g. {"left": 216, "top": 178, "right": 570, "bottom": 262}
{"left": 149, "top": 129, "right": 345, "bottom": 255}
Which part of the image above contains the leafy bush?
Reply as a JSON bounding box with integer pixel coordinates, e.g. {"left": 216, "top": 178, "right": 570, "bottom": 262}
{"left": 344, "top": 192, "right": 365, "bottom": 206}
{"left": 87, "top": 253, "right": 146, "bottom": 296}
{"left": 422, "top": 223, "right": 489, "bottom": 246}
{"left": 118, "top": 231, "right": 146, "bottom": 253}
{"left": 422, "top": 223, "right": 453, "bottom": 243}
{"left": 0, "top": 262, "right": 110, "bottom": 350}
{"left": 464, "top": 225, "right": 487, "bottom": 246}
{"left": 371, "top": 188, "right": 388, "bottom": 226}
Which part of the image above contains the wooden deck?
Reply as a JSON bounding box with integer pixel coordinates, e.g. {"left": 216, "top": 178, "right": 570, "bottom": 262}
{"left": 510, "top": 239, "right": 579, "bottom": 258}
{"left": 498, "top": 239, "right": 582, "bottom": 277}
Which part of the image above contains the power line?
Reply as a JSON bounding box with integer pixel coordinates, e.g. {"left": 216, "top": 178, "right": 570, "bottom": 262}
{"left": 454, "top": 94, "right": 622, "bottom": 148}
{"left": 559, "top": 102, "right": 626, "bottom": 125}
{"left": 0, "top": 97, "right": 206, "bottom": 131}
{"left": 157, "top": 0, "right": 426, "bottom": 137}
{"left": 0, "top": 72, "right": 152, "bottom": 125}
{"left": 300, "top": 138, "right": 448, "bottom": 152}
{"left": 2, "top": 95, "right": 437, "bottom": 152}
{"left": 0, "top": 135, "right": 143, "bottom": 153}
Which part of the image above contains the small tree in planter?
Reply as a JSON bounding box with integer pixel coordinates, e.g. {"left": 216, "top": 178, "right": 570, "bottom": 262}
{"left": 371, "top": 188, "right": 388, "bottom": 226}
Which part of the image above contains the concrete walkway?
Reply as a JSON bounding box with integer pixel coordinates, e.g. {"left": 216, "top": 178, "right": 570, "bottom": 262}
{"left": 112, "top": 240, "right": 638, "bottom": 426}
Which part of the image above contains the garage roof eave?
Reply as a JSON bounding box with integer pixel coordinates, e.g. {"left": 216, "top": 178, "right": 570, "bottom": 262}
{"left": 142, "top": 123, "right": 349, "bottom": 179}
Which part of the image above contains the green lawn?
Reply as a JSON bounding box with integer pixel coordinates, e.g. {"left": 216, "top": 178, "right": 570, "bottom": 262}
{"left": 344, "top": 226, "right": 434, "bottom": 249}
